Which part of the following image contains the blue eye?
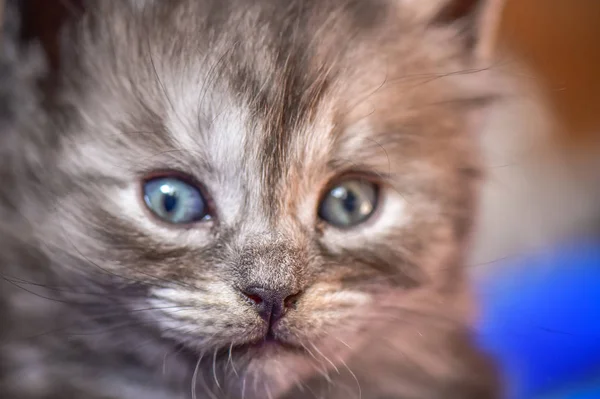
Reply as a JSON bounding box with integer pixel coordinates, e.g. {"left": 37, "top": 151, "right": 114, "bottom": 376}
{"left": 143, "top": 177, "right": 209, "bottom": 224}
{"left": 318, "top": 179, "right": 378, "bottom": 228}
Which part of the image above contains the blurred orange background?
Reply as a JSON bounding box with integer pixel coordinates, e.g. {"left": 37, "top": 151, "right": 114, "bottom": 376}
{"left": 500, "top": 0, "right": 600, "bottom": 147}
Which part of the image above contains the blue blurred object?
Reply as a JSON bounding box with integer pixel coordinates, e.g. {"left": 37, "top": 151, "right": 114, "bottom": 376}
{"left": 472, "top": 239, "right": 600, "bottom": 399}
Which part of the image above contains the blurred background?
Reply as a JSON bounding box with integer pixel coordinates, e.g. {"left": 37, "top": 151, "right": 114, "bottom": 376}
{"left": 6, "top": 1, "right": 600, "bottom": 398}
{"left": 501, "top": 0, "right": 600, "bottom": 146}
{"left": 472, "top": 2, "right": 600, "bottom": 399}
{"left": 472, "top": 0, "right": 600, "bottom": 265}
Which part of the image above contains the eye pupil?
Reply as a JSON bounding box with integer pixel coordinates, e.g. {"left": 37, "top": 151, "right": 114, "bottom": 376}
{"left": 143, "top": 177, "right": 208, "bottom": 224}
{"left": 162, "top": 193, "right": 178, "bottom": 213}
{"left": 342, "top": 191, "right": 357, "bottom": 213}
{"left": 332, "top": 186, "right": 358, "bottom": 213}
{"left": 318, "top": 179, "right": 378, "bottom": 228}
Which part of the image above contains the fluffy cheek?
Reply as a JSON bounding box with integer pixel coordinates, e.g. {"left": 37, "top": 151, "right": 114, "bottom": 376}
{"left": 277, "top": 283, "right": 373, "bottom": 352}
{"left": 146, "top": 282, "right": 266, "bottom": 348}
{"left": 239, "top": 285, "right": 375, "bottom": 399}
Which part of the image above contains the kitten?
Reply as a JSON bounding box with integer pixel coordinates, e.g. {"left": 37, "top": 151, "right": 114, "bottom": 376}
{"left": 0, "top": 0, "right": 503, "bottom": 398}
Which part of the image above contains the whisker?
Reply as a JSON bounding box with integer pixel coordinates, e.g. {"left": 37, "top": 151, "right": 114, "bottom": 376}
{"left": 1, "top": 275, "right": 146, "bottom": 300}
{"left": 191, "top": 352, "right": 203, "bottom": 399}
{"left": 300, "top": 343, "right": 332, "bottom": 384}
{"left": 241, "top": 373, "right": 247, "bottom": 399}
{"left": 26, "top": 305, "right": 196, "bottom": 339}
{"left": 317, "top": 328, "right": 354, "bottom": 351}
{"left": 227, "top": 341, "right": 238, "bottom": 377}
{"left": 310, "top": 343, "right": 340, "bottom": 374}
{"left": 252, "top": 369, "right": 260, "bottom": 397}
{"left": 48, "top": 198, "right": 198, "bottom": 292}
{"left": 1, "top": 275, "right": 86, "bottom": 306}
{"left": 212, "top": 347, "right": 221, "bottom": 390}
{"left": 162, "top": 350, "right": 170, "bottom": 376}
{"left": 162, "top": 342, "right": 187, "bottom": 377}
{"left": 337, "top": 357, "right": 362, "bottom": 399}
{"left": 302, "top": 380, "right": 321, "bottom": 399}
{"left": 51, "top": 320, "right": 160, "bottom": 337}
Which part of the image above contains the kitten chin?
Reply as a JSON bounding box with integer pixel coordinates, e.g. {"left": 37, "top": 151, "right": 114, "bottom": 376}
{"left": 1, "top": 0, "right": 506, "bottom": 398}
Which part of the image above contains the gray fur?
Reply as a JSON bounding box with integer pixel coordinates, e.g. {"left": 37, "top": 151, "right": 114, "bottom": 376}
{"left": 1, "top": 1, "right": 499, "bottom": 398}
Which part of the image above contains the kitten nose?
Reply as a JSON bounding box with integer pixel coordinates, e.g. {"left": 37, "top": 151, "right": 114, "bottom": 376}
{"left": 241, "top": 286, "right": 301, "bottom": 323}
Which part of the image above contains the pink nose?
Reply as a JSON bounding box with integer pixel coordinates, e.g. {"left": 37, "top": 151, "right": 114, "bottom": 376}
{"left": 240, "top": 286, "right": 301, "bottom": 323}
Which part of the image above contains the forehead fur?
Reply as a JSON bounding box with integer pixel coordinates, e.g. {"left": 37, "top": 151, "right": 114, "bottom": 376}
{"left": 58, "top": 0, "right": 483, "bottom": 224}
{"left": 0, "top": 2, "right": 501, "bottom": 397}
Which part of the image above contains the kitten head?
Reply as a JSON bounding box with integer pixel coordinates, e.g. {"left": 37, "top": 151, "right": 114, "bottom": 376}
{"left": 3, "top": 0, "right": 504, "bottom": 397}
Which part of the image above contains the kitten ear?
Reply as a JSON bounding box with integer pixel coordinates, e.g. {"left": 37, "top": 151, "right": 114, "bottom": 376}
{"left": 10, "top": 0, "right": 154, "bottom": 74}
{"left": 402, "top": 0, "right": 507, "bottom": 62}
{"left": 434, "top": 0, "right": 506, "bottom": 62}
{"left": 7, "top": 0, "right": 85, "bottom": 72}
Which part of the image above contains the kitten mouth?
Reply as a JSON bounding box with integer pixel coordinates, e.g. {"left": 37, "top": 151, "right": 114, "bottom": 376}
{"left": 237, "top": 331, "right": 303, "bottom": 355}
{"left": 249, "top": 334, "right": 298, "bottom": 351}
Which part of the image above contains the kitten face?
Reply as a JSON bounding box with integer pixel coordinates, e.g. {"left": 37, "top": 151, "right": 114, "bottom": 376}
{"left": 2, "top": 0, "right": 499, "bottom": 397}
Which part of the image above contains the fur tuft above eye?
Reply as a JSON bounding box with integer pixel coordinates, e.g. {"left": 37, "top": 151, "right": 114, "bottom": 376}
{"left": 318, "top": 179, "right": 379, "bottom": 228}
{"left": 400, "top": 0, "right": 506, "bottom": 61}
{"left": 142, "top": 176, "right": 210, "bottom": 224}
